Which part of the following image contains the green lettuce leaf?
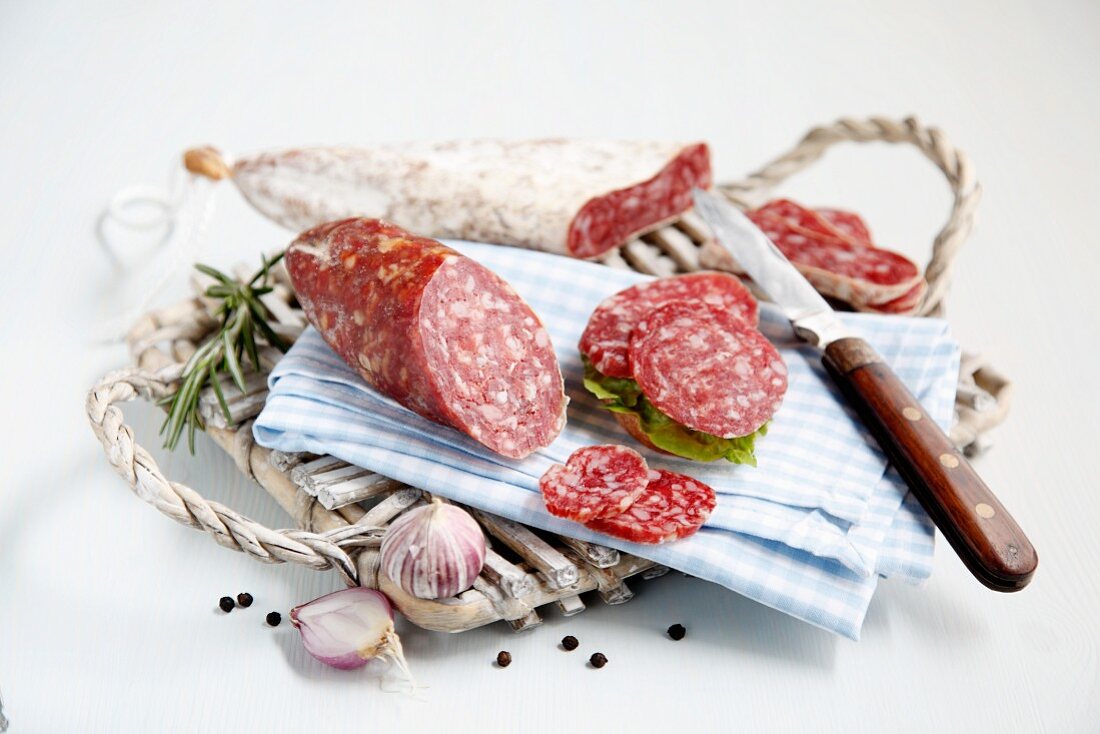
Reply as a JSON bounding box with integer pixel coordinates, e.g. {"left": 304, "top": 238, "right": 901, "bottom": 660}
{"left": 582, "top": 355, "right": 766, "bottom": 465}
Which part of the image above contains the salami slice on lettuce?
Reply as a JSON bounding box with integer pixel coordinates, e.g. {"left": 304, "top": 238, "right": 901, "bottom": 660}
{"left": 582, "top": 356, "right": 767, "bottom": 465}
{"left": 579, "top": 275, "right": 780, "bottom": 465}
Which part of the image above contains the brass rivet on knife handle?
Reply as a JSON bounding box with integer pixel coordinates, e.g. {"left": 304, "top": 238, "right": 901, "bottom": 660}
{"left": 183, "top": 146, "right": 233, "bottom": 180}
{"left": 822, "top": 336, "right": 1037, "bottom": 591}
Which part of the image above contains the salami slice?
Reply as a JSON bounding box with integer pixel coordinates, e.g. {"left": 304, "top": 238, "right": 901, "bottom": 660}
{"left": 629, "top": 301, "right": 787, "bottom": 438}
{"left": 865, "top": 278, "right": 927, "bottom": 314}
{"left": 579, "top": 272, "right": 758, "bottom": 378}
{"left": 196, "top": 140, "right": 710, "bottom": 259}
{"left": 753, "top": 199, "right": 842, "bottom": 241}
{"left": 697, "top": 198, "right": 923, "bottom": 313}
{"left": 286, "top": 218, "right": 567, "bottom": 459}
{"left": 748, "top": 211, "right": 919, "bottom": 294}
{"left": 755, "top": 199, "right": 874, "bottom": 250}
{"left": 585, "top": 469, "right": 716, "bottom": 544}
{"left": 539, "top": 445, "right": 650, "bottom": 522}
{"left": 817, "top": 207, "right": 873, "bottom": 246}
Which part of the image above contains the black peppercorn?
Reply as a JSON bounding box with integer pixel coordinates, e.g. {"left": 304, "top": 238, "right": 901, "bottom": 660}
{"left": 218, "top": 596, "right": 235, "bottom": 613}
{"left": 266, "top": 611, "right": 282, "bottom": 627}
{"left": 561, "top": 635, "right": 579, "bottom": 651}
{"left": 237, "top": 592, "right": 254, "bottom": 608}
{"left": 589, "top": 652, "right": 608, "bottom": 669}
{"left": 667, "top": 623, "right": 686, "bottom": 640}
{"left": 496, "top": 651, "right": 512, "bottom": 668}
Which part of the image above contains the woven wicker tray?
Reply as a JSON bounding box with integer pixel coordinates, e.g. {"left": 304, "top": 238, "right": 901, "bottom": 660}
{"left": 87, "top": 116, "right": 1011, "bottom": 633}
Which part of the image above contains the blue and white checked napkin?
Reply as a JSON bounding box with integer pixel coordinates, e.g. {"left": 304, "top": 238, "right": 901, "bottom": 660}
{"left": 254, "top": 241, "right": 959, "bottom": 639}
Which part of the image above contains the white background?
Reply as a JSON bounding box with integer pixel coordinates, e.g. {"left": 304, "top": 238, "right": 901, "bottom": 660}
{"left": 2, "top": 1, "right": 1098, "bottom": 731}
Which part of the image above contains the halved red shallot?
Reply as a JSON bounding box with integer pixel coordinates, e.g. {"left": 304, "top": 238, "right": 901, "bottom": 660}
{"left": 289, "top": 587, "right": 412, "bottom": 680}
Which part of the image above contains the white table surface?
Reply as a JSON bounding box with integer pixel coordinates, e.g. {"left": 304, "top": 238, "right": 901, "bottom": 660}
{"left": 2, "top": 1, "right": 1099, "bottom": 731}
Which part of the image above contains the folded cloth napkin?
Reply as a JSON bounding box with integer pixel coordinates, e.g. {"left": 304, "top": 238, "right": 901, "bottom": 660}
{"left": 254, "top": 241, "right": 958, "bottom": 639}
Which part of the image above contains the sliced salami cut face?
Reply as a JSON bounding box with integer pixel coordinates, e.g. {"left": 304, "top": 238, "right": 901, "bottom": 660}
{"left": 287, "top": 218, "right": 566, "bottom": 459}
{"left": 753, "top": 199, "right": 845, "bottom": 241}
{"left": 585, "top": 469, "right": 717, "bottom": 544}
{"left": 539, "top": 445, "right": 650, "bottom": 522}
{"left": 568, "top": 143, "right": 712, "bottom": 258}
{"left": 579, "top": 272, "right": 758, "bottom": 379}
{"left": 419, "top": 257, "right": 567, "bottom": 457}
{"left": 629, "top": 301, "right": 787, "bottom": 439}
{"left": 756, "top": 199, "right": 873, "bottom": 250}
{"left": 817, "top": 208, "right": 873, "bottom": 246}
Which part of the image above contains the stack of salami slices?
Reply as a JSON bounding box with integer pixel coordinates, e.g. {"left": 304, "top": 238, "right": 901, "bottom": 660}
{"left": 539, "top": 445, "right": 717, "bottom": 544}
{"left": 701, "top": 199, "right": 926, "bottom": 315}
{"left": 579, "top": 272, "right": 788, "bottom": 464}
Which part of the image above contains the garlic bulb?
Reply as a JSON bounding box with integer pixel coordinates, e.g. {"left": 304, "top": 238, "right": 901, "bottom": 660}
{"left": 380, "top": 499, "right": 487, "bottom": 599}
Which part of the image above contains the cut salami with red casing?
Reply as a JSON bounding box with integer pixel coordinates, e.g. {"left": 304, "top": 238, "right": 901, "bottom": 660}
{"left": 585, "top": 469, "right": 717, "bottom": 544}
{"left": 286, "top": 218, "right": 567, "bottom": 459}
{"left": 629, "top": 301, "right": 787, "bottom": 438}
{"left": 539, "top": 445, "right": 650, "bottom": 522}
{"left": 579, "top": 272, "right": 758, "bottom": 378}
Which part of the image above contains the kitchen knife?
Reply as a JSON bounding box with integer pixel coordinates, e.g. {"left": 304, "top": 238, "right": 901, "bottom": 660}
{"left": 692, "top": 188, "right": 1037, "bottom": 591}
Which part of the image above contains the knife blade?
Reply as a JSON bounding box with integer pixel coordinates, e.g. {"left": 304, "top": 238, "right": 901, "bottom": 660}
{"left": 692, "top": 188, "right": 1037, "bottom": 591}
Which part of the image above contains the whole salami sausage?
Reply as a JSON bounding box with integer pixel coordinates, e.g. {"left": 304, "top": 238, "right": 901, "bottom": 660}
{"left": 286, "top": 218, "right": 567, "bottom": 459}
{"left": 186, "top": 140, "right": 711, "bottom": 259}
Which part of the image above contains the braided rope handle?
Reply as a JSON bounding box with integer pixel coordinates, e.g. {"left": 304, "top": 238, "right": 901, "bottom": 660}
{"left": 85, "top": 365, "right": 382, "bottom": 585}
{"left": 717, "top": 116, "right": 981, "bottom": 316}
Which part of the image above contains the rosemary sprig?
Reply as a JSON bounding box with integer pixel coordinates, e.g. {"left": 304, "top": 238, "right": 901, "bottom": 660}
{"left": 159, "top": 251, "right": 289, "bottom": 452}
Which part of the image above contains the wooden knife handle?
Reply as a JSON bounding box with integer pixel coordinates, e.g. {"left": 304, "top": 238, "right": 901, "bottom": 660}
{"left": 823, "top": 337, "right": 1037, "bottom": 591}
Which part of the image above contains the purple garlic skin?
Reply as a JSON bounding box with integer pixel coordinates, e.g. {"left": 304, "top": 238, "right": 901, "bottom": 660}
{"left": 380, "top": 500, "right": 487, "bottom": 600}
